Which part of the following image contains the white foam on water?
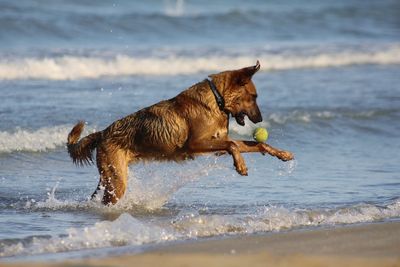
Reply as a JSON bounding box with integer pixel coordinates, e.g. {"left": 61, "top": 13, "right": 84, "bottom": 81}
{"left": 0, "top": 125, "right": 71, "bottom": 153}
{"left": 0, "top": 213, "right": 178, "bottom": 258}
{"left": 3, "top": 182, "right": 400, "bottom": 259}
{"left": 0, "top": 125, "right": 96, "bottom": 154}
{"left": 1, "top": 45, "right": 399, "bottom": 80}
{"left": 171, "top": 200, "right": 400, "bottom": 237}
{"left": 3, "top": 199, "right": 399, "bottom": 258}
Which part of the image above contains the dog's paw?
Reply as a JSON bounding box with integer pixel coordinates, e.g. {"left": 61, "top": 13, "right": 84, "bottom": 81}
{"left": 235, "top": 163, "right": 248, "bottom": 176}
{"left": 277, "top": 151, "right": 294, "bottom": 161}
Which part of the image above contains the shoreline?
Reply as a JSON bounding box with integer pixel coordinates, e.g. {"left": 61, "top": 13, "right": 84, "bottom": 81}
{"left": 2, "top": 221, "right": 400, "bottom": 267}
{"left": 151, "top": 220, "right": 400, "bottom": 257}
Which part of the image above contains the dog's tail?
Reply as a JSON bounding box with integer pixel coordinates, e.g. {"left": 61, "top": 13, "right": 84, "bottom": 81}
{"left": 67, "top": 121, "right": 101, "bottom": 166}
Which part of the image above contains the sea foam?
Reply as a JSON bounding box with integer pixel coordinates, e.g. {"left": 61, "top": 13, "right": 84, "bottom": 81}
{"left": 0, "top": 125, "right": 97, "bottom": 154}
{"left": 0, "top": 126, "right": 71, "bottom": 153}
{"left": 1, "top": 45, "right": 399, "bottom": 80}
{"left": 2, "top": 199, "right": 399, "bottom": 258}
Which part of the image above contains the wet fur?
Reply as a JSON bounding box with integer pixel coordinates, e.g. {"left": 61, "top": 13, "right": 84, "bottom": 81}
{"left": 67, "top": 61, "right": 294, "bottom": 205}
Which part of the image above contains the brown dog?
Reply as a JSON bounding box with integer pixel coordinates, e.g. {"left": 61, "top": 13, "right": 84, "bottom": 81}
{"left": 67, "top": 61, "right": 294, "bottom": 205}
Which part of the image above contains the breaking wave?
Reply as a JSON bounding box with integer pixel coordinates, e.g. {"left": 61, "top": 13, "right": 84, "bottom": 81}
{"left": 0, "top": 125, "right": 71, "bottom": 153}
{"left": 0, "top": 125, "right": 96, "bottom": 154}
{"left": 171, "top": 200, "right": 400, "bottom": 237}
{"left": 1, "top": 199, "right": 399, "bottom": 258}
{"left": 0, "top": 213, "right": 178, "bottom": 258}
{"left": 1, "top": 45, "right": 400, "bottom": 80}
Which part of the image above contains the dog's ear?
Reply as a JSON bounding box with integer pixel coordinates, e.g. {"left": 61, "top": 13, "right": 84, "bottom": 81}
{"left": 234, "top": 60, "right": 260, "bottom": 86}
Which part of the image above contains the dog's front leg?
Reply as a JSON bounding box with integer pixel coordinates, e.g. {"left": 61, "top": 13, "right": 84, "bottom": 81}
{"left": 260, "top": 143, "right": 294, "bottom": 161}
{"left": 234, "top": 141, "right": 294, "bottom": 161}
{"left": 188, "top": 140, "right": 248, "bottom": 176}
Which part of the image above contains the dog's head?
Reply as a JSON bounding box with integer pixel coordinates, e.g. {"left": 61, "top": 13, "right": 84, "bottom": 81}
{"left": 210, "top": 61, "right": 262, "bottom": 126}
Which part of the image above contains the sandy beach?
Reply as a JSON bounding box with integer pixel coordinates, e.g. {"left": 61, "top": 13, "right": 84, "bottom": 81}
{"left": 2, "top": 221, "right": 399, "bottom": 267}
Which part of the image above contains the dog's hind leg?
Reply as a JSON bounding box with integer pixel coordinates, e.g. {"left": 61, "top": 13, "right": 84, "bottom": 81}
{"left": 94, "top": 145, "right": 129, "bottom": 205}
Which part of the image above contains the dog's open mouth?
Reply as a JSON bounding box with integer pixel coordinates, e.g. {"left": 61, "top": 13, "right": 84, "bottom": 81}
{"left": 235, "top": 112, "right": 246, "bottom": 126}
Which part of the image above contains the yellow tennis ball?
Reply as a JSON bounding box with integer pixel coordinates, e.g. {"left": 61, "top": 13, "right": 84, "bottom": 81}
{"left": 253, "top": 127, "right": 268, "bottom": 143}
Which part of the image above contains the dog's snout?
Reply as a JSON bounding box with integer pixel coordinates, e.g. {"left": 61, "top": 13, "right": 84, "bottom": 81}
{"left": 252, "top": 114, "right": 263, "bottom": 124}
{"left": 248, "top": 106, "right": 263, "bottom": 124}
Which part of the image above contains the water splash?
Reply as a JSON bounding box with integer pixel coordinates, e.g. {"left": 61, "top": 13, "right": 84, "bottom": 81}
{"left": 115, "top": 157, "right": 229, "bottom": 210}
{"left": 277, "top": 159, "right": 297, "bottom": 176}
{"left": 29, "top": 156, "right": 229, "bottom": 212}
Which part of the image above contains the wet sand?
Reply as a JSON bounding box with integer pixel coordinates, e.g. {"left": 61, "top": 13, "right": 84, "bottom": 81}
{"left": 2, "top": 221, "right": 400, "bottom": 267}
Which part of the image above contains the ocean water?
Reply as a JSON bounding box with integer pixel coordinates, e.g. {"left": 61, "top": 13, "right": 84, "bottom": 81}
{"left": 1, "top": 0, "right": 400, "bottom": 261}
